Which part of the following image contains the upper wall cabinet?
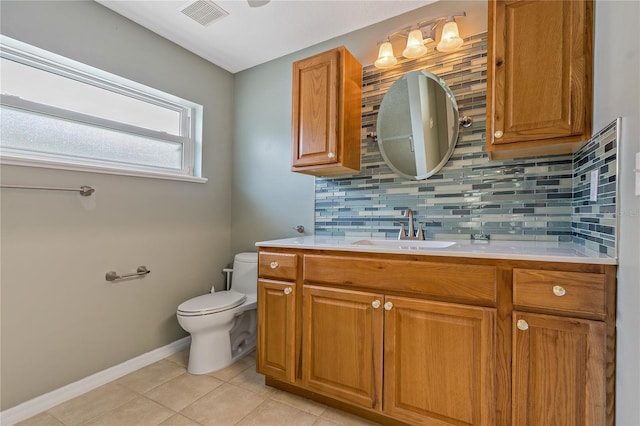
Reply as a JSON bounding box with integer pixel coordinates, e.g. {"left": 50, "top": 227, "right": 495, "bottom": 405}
{"left": 486, "top": 0, "right": 593, "bottom": 160}
{"left": 291, "top": 46, "right": 362, "bottom": 176}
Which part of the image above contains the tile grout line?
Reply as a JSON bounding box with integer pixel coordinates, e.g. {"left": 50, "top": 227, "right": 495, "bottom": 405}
{"left": 18, "top": 350, "right": 377, "bottom": 426}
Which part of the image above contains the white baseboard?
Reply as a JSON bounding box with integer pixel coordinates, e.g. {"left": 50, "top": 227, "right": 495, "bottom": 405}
{"left": 1, "top": 336, "right": 191, "bottom": 426}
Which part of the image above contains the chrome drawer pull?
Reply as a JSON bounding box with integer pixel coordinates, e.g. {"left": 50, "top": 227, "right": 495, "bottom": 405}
{"left": 284, "top": 287, "right": 292, "bottom": 295}
{"left": 372, "top": 300, "right": 381, "bottom": 309}
{"left": 270, "top": 261, "right": 279, "bottom": 269}
{"left": 517, "top": 319, "right": 529, "bottom": 331}
{"left": 552, "top": 285, "right": 566, "bottom": 297}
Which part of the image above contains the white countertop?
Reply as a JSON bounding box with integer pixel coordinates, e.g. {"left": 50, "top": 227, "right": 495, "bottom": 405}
{"left": 255, "top": 236, "right": 617, "bottom": 265}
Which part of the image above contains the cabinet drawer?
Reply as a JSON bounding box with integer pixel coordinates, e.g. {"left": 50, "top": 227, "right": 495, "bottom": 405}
{"left": 259, "top": 252, "right": 298, "bottom": 281}
{"left": 513, "top": 269, "right": 606, "bottom": 318}
{"left": 303, "top": 254, "right": 497, "bottom": 306}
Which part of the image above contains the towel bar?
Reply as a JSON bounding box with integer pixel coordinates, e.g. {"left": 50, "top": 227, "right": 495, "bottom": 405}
{"left": 105, "top": 266, "right": 150, "bottom": 282}
{"left": 0, "top": 184, "right": 95, "bottom": 196}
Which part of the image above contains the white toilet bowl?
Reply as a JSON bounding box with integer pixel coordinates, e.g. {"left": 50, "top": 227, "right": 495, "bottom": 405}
{"left": 176, "top": 252, "right": 258, "bottom": 374}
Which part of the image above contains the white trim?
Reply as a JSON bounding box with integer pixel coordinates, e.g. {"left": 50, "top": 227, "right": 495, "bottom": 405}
{"left": 1, "top": 155, "right": 208, "bottom": 184}
{"left": 0, "top": 337, "right": 191, "bottom": 426}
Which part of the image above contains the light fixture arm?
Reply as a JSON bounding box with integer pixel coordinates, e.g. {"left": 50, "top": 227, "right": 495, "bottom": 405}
{"left": 443, "top": 11, "right": 466, "bottom": 23}
{"left": 416, "top": 22, "right": 438, "bottom": 43}
{"left": 377, "top": 18, "right": 440, "bottom": 45}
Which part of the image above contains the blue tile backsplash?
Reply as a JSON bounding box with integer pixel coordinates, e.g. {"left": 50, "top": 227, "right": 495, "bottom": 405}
{"left": 314, "top": 33, "right": 617, "bottom": 257}
{"left": 571, "top": 120, "right": 618, "bottom": 256}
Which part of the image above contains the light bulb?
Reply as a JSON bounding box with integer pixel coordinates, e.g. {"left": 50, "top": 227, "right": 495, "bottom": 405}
{"left": 402, "top": 29, "right": 428, "bottom": 59}
{"left": 436, "top": 21, "right": 463, "bottom": 53}
{"left": 374, "top": 42, "right": 397, "bottom": 69}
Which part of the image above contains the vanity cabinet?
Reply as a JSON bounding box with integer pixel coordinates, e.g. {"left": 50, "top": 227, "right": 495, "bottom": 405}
{"left": 291, "top": 46, "right": 362, "bottom": 176}
{"left": 256, "top": 248, "right": 616, "bottom": 426}
{"left": 302, "top": 286, "right": 383, "bottom": 409}
{"left": 383, "top": 296, "right": 495, "bottom": 425}
{"left": 301, "top": 252, "right": 498, "bottom": 425}
{"left": 511, "top": 268, "right": 613, "bottom": 425}
{"left": 256, "top": 252, "right": 298, "bottom": 383}
{"left": 486, "top": 0, "right": 593, "bottom": 159}
{"left": 512, "top": 312, "right": 606, "bottom": 425}
{"left": 302, "top": 285, "right": 495, "bottom": 425}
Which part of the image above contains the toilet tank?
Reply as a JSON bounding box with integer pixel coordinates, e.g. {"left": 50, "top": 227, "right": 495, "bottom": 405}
{"left": 231, "top": 252, "right": 258, "bottom": 295}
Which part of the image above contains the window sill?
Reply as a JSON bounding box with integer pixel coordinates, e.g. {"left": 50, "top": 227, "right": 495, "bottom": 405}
{"left": 0, "top": 155, "right": 208, "bottom": 184}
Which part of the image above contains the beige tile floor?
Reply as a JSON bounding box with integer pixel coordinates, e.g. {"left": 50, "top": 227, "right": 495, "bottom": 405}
{"left": 17, "top": 350, "right": 380, "bottom": 426}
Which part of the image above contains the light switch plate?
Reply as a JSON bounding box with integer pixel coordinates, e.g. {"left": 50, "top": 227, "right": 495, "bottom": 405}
{"left": 636, "top": 152, "right": 640, "bottom": 196}
{"left": 590, "top": 170, "right": 598, "bottom": 202}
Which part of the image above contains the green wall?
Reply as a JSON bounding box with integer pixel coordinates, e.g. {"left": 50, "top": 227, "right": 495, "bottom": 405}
{"left": 0, "top": 0, "right": 235, "bottom": 410}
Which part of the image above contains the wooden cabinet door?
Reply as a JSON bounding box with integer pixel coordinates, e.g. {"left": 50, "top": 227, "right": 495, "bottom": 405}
{"left": 291, "top": 46, "right": 361, "bottom": 176}
{"left": 302, "top": 285, "right": 383, "bottom": 410}
{"left": 487, "top": 0, "right": 592, "bottom": 159}
{"left": 292, "top": 49, "right": 340, "bottom": 168}
{"left": 512, "top": 312, "right": 606, "bottom": 426}
{"left": 256, "top": 279, "right": 296, "bottom": 383}
{"left": 384, "top": 296, "right": 496, "bottom": 425}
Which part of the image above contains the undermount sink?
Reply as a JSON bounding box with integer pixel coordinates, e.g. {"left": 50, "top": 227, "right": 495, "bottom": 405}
{"left": 352, "top": 239, "right": 456, "bottom": 249}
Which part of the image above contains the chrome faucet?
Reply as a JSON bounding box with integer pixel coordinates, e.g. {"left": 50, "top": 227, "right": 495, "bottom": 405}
{"left": 397, "top": 208, "right": 424, "bottom": 240}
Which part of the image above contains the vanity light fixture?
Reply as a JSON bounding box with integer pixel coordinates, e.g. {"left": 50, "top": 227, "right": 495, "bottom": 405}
{"left": 374, "top": 40, "right": 398, "bottom": 69}
{"left": 402, "top": 28, "right": 431, "bottom": 59}
{"left": 374, "top": 12, "right": 466, "bottom": 70}
{"left": 436, "top": 17, "right": 464, "bottom": 53}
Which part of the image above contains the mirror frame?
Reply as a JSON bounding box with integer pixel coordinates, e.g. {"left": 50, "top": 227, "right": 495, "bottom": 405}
{"left": 376, "top": 70, "right": 460, "bottom": 180}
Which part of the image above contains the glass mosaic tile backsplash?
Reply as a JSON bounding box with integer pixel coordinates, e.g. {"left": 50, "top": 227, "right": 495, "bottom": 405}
{"left": 314, "top": 33, "right": 617, "bottom": 257}
{"left": 572, "top": 120, "right": 618, "bottom": 255}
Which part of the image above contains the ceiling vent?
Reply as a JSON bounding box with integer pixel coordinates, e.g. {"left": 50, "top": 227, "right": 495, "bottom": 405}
{"left": 180, "top": 0, "right": 229, "bottom": 27}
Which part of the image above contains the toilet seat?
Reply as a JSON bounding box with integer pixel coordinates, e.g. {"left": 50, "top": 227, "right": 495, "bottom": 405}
{"left": 177, "top": 290, "right": 246, "bottom": 317}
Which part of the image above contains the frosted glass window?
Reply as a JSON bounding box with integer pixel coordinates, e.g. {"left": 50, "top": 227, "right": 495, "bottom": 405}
{"left": 1, "top": 107, "right": 183, "bottom": 170}
{"left": 0, "top": 36, "right": 203, "bottom": 178}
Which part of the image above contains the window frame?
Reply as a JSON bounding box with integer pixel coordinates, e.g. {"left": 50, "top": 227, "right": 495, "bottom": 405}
{"left": 0, "top": 36, "right": 207, "bottom": 183}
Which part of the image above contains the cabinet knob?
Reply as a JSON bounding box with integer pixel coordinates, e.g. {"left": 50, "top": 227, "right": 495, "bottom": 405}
{"left": 284, "top": 287, "right": 292, "bottom": 295}
{"left": 327, "top": 152, "right": 335, "bottom": 159}
{"left": 270, "top": 261, "right": 279, "bottom": 269}
{"left": 552, "top": 285, "right": 566, "bottom": 297}
{"left": 372, "top": 300, "right": 381, "bottom": 309}
{"left": 494, "top": 130, "right": 503, "bottom": 139}
{"left": 384, "top": 301, "right": 393, "bottom": 311}
{"left": 517, "top": 319, "right": 529, "bottom": 331}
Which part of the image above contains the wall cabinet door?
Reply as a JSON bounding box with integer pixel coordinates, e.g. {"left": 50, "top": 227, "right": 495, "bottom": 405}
{"left": 486, "top": 0, "right": 593, "bottom": 159}
{"left": 256, "top": 279, "right": 296, "bottom": 383}
{"left": 384, "top": 296, "right": 496, "bottom": 425}
{"left": 302, "top": 285, "right": 383, "bottom": 410}
{"left": 291, "top": 46, "right": 362, "bottom": 176}
{"left": 512, "top": 312, "right": 606, "bottom": 425}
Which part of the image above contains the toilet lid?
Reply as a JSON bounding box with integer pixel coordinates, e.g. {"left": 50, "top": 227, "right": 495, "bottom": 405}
{"left": 177, "top": 290, "right": 246, "bottom": 316}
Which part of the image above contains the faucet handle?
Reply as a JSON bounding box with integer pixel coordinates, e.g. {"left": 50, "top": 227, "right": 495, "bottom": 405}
{"left": 416, "top": 222, "right": 425, "bottom": 240}
{"left": 394, "top": 221, "right": 407, "bottom": 240}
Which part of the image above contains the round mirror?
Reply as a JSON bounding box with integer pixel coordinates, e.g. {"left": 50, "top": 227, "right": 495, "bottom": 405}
{"left": 376, "top": 70, "right": 459, "bottom": 180}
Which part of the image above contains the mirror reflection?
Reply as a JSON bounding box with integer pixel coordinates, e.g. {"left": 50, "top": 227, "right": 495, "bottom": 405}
{"left": 376, "top": 70, "right": 459, "bottom": 180}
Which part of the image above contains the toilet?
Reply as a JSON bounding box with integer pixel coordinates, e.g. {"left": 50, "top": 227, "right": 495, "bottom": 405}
{"left": 176, "top": 252, "right": 258, "bottom": 374}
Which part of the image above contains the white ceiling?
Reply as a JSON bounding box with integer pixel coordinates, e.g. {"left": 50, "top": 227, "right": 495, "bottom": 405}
{"left": 96, "top": 0, "right": 433, "bottom": 73}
